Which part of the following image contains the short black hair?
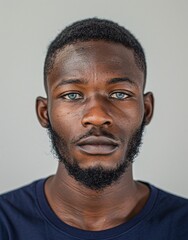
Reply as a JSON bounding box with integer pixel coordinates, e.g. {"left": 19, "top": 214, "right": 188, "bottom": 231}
{"left": 44, "top": 18, "right": 147, "bottom": 90}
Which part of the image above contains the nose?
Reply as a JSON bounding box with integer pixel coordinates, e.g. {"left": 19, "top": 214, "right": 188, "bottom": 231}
{"left": 81, "top": 97, "right": 113, "bottom": 128}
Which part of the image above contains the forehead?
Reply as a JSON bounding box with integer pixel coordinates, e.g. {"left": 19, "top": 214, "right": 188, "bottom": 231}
{"left": 47, "top": 40, "right": 144, "bottom": 89}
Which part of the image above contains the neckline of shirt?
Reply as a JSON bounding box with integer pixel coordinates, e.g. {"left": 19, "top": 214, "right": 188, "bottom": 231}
{"left": 36, "top": 178, "right": 158, "bottom": 239}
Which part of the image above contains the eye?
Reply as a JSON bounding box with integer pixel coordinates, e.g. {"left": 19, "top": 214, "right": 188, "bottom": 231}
{"left": 110, "top": 92, "right": 129, "bottom": 100}
{"left": 62, "top": 92, "right": 82, "bottom": 100}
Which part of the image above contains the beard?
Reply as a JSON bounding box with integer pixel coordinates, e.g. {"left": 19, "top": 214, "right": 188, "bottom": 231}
{"left": 47, "top": 120, "right": 146, "bottom": 191}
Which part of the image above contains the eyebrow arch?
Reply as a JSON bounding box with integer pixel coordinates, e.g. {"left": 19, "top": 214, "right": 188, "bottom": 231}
{"left": 55, "top": 79, "right": 86, "bottom": 88}
{"left": 55, "top": 77, "right": 136, "bottom": 89}
{"left": 107, "top": 77, "right": 136, "bottom": 86}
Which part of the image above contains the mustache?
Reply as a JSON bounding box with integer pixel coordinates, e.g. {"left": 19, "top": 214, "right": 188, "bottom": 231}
{"left": 71, "top": 127, "right": 125, "bottom": 144}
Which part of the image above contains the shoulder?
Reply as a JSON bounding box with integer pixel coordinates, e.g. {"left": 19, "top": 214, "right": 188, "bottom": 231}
{"left": 0, "top": 178, "right": 48, "bottom": 239}
{"left": 155, "top": 186, "right": 188, "bottom": 209}
{"left": 148, "top": 184, "right": 188, "bottom": 237}
{"left": 141, "top": 181, "right": 188, "bottom": 211}
{"left": 0, "top": 179, "right": 45, "bottom": 218}
{"left": 0, "top": 179, "right": 42, "bottom": 201}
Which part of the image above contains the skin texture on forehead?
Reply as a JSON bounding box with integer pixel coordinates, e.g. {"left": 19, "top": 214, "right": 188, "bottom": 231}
{"left": 46, "top": 40, "right": 145, "bottom": 96}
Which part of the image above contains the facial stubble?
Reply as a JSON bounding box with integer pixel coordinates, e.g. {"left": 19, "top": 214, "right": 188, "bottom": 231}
{"left": 47, "top": 121, "right": 145, "bottom": 191}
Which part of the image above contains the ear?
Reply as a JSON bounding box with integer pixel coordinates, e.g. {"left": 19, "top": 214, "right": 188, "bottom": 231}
{"left": 36, "top": 96, "right": 49, "bottom": 128}
{"left": 143, "top": 92, "right": 154, "bottom": 125}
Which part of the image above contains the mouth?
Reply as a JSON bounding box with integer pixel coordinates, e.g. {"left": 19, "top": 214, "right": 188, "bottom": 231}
{"left": 76, "top": 136, "right": 119, "bottom": 155}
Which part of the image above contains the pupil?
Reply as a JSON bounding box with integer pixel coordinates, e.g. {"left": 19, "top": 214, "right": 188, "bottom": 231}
{"left": 117, "top": 93, "right": 124, "bottom": 98}
{"left": 69, "top": 94, "right": 76, "bottom": 99}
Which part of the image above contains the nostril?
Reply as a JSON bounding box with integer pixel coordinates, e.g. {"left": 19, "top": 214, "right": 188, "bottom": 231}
{"left": 83, "top": 120, "right": 111, "bottom": 127}
{"left": 104, "top": 120, "right": 112, "bottom": 126}
{"left": 81, "top": 112, "right": 113, "bottom": 128}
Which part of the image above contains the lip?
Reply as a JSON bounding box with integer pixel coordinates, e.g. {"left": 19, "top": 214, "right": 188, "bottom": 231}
{"left": 76, "top": 136, "right": 119, "bottom": 155}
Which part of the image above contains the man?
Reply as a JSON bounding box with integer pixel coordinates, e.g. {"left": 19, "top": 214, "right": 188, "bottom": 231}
{"left": 0, "top": 18, "right": 188, "bottom": 239}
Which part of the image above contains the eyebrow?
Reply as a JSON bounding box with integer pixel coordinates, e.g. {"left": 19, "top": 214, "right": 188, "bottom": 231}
{"left": 55, "top": 79, "right": 86, "bottom": 88}
{"left": 58, "top": 79, "right": 84, "bottom": 85}
{"left": 107, "top": 77, "right": 136, "bottom": 86}
{"left": 55, "top": 77, "right": 136, "bottom": 88}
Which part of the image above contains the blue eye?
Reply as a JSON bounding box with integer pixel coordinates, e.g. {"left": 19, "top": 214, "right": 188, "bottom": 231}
{"left": 63, "top": 93, "right": 82, "bottom": 100}
{"left": 110, "top": 92, "right": 128, "bottom": 100}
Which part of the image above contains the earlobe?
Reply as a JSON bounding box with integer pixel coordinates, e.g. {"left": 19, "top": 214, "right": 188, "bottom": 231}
{"left": 36, "top": 96, "right": 49, "bottom": 128}
{"left": 143, "top": 92, "right": 154, "bottom": 125}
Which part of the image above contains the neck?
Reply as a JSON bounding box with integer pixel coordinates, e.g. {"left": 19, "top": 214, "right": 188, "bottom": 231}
{"left": 45, "top": 163, "right": 149, "bottom": 231}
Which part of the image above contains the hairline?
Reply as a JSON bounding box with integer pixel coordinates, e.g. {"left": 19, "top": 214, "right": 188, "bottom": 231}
{"left": 44, "top": 39, "right": 146, "bottom": 93}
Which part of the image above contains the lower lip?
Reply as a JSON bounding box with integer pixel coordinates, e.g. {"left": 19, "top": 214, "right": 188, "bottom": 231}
{"left": 77, "top": 144, "right": 118, "bottom": 155}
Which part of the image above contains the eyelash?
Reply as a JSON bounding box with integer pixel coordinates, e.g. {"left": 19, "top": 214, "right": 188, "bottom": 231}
{"left": 61, "top": 92, "right": 83, "bottom": 100}
{"left": 109, "top": 92, "right": 129, "bottom": 100}
{"left": 61, "top": 91, "right": 130, "bottom": 101}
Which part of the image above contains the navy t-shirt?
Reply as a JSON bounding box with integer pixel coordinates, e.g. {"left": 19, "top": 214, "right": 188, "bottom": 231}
{"left": 0, "top": 178, "right": 188, "bottom": 239}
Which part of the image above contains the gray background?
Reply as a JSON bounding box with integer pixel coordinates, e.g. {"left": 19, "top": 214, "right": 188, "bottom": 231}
{"left": 0, "top": 0, "right": 187, "bottom": 196}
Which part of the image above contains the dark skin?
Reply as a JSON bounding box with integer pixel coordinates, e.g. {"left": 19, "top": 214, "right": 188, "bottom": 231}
{"left": 36, "top": 40, "right": 154, "bottom": 231}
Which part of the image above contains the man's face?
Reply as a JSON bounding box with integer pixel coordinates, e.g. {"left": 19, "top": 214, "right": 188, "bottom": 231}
{"left": 37, "top": 40, "right": 153, "bottom": 190}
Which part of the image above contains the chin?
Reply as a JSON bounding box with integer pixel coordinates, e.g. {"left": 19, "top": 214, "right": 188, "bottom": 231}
{"left": 74, "top": 155, "right": 125, "bottom": 171}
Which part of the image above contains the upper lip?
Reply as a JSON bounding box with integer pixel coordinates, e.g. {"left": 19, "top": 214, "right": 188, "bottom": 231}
{"left": 76, "top": 136, "right": 119, "bottom": 146}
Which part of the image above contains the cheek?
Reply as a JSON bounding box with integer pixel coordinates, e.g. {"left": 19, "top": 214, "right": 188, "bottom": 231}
{"left": 113, "top": 102, "right": 145, "bottom": 139}
{"left": 115, "top": 100, "right": 144, "bottom": 125}
{"left": 49, "top": 104, "right": 82, "bottom": 139}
